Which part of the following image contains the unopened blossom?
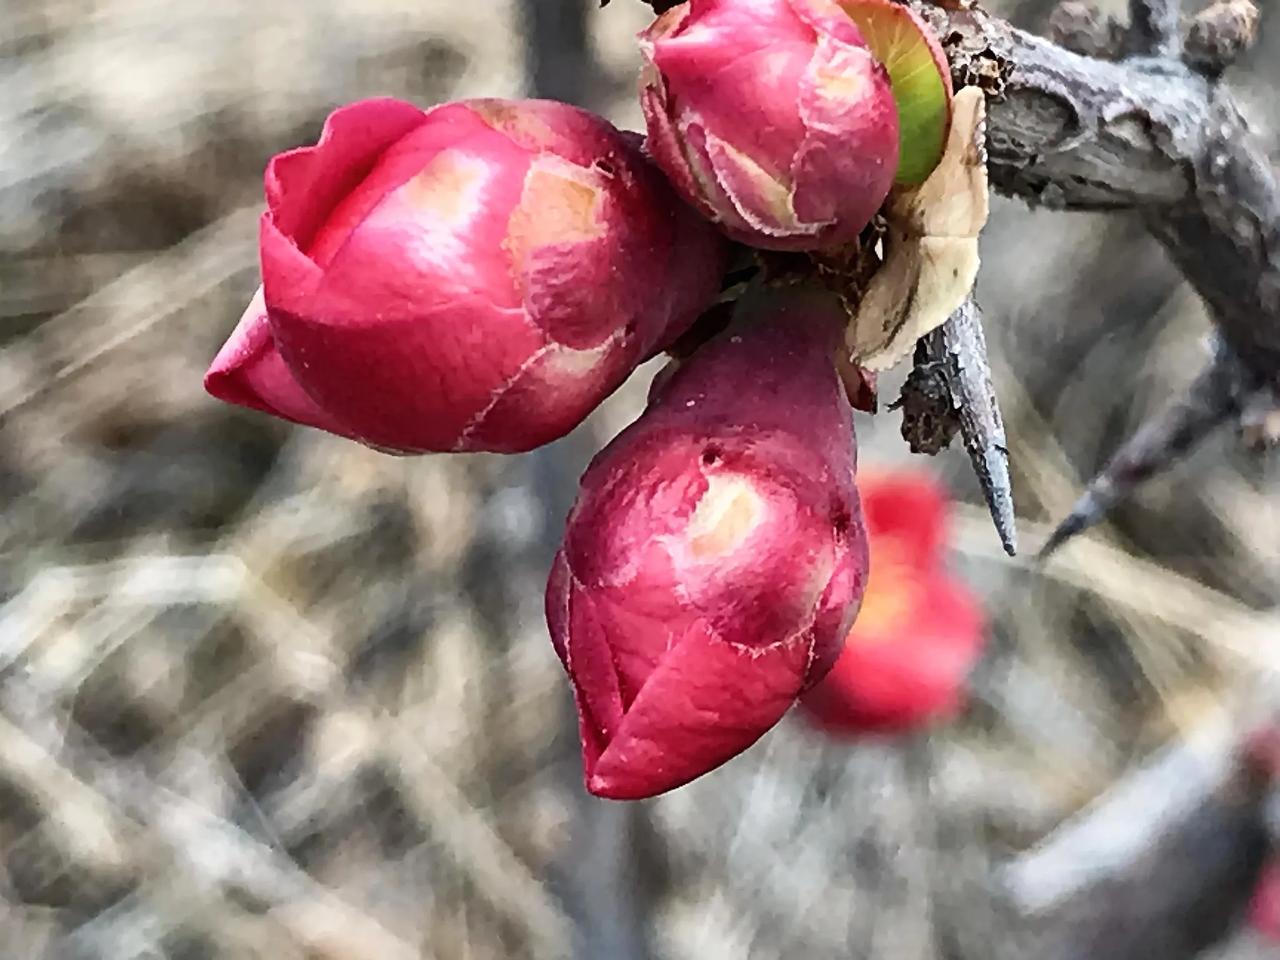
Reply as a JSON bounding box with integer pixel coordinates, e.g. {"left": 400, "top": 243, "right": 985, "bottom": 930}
{"left": 206, "top": 97, "right": 727, "bottom": 453}
{"left": 640, "top": 0, "right": 899, "bottom": 251}
{"left": 547, "top": 285, "right": 869, "bottom": 799}
{"left": 799, "top": 468, "right": 985, "bottom": 735}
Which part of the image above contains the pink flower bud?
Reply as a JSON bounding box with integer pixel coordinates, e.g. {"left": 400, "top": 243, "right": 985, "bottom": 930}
{"left": 206, "top": 98, "right": 728, "bottom": 453}
{"left": 547, "top": 285, "right": 869, "bottom": 799}
{"left": 640, "top": 0, "right": 899, "bottom": 251}
{"left": 799, "top": 469, "right": 985, "bottom": 735}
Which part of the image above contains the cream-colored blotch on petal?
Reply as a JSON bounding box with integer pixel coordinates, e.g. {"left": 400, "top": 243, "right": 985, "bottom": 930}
{"left": 403, "top": 148, "right": 490, "bottom": 225}
{"left": 846, "top": 86, "right": 988, "bottom": 371}
{"left": 506, "top": 156, "right": 605, "bottom": 263}
{"left": 687, "top": 474, "right": 764, "bottom": 560}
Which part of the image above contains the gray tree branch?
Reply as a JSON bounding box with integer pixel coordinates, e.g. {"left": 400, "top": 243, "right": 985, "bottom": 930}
{"left": 618, "top": 0, "right": 1276, "bottom": 383}
{"left": 1038, "top": 334, "right": 1254, "bottom": 557}
{"left": 1125, "top": 0, "right": 1182, "bottom": 58}
{"left": 914, "top": 0, "right": 1280, "bottom": 386}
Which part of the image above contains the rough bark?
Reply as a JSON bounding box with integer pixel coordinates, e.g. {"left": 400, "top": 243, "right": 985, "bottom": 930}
{"left": 914, "top": 1, "right": 1280, "bottom": 386}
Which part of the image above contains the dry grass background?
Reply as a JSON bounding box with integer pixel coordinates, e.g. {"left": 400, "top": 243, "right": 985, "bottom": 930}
{"left": 1, "top": 1, "right": 1278, "bottom": 958}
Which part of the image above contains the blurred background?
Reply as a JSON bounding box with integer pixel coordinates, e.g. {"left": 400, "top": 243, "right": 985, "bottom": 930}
{"left": 1, "top": 0, "right": 1278, "bottom": 957}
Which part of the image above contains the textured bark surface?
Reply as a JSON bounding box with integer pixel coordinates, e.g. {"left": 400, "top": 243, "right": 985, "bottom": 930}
{"left": 915, "top": 1, "right": 1280, "bottom": 385}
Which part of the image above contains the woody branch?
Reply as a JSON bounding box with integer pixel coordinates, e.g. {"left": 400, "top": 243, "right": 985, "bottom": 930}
{"left": 912, "top": 0, "right": 1276, "bottom": 390}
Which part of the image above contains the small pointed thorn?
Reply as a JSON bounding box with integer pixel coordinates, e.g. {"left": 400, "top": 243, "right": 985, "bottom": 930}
{"left": 937, "top": 298, "right": 1019, "bottom": 556}
{"left": 1038, "top": 337, "right": 1255, "bottom": 562}
{"left": 1038, "top": 338, "right": 1250, "bottom": 563}
{"left": 1037, "top": 491, "right": 1104, "bottom": 560}
{"left": 978, "top": 442, "right": 1018, "bottom": 556}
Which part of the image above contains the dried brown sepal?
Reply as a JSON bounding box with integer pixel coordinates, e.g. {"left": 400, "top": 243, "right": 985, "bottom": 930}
{"left": 845, "top": 86, "right": 989, "bottom": 372}
{"left": 837, "top": 354, "right": 879, "bottom": 413}
{"left": 897, "top": 343, "right": 959, "bottom": 454}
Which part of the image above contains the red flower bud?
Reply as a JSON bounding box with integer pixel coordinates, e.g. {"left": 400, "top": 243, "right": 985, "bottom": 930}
{"left": 206, "top": 98, "right": 727, "bottom": 453}
{"left": 640, "top": 0, "right": 899, "bottom": 251}
{"left": 799, "top": 469, "right": 985, "bottom": 735}
{"left": 547, "top": 285, "right": 869, "bottom": 799}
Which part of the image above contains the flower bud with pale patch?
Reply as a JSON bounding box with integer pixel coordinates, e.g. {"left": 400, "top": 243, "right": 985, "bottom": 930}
{"left": 640, "top": 0, "right": 899, "bottom": 251}
{"left": 547, "top": 285, "right": 869, "bottom": 799}
{"left": 205, "top": 97, "right": 727, "bottom": 453}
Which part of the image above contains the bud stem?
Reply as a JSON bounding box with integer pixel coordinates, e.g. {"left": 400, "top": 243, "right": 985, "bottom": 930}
{"left": 732, "top": 281, "right": 850, "bottom": 352}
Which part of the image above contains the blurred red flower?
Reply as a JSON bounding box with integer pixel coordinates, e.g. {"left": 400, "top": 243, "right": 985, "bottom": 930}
{"left": 798, "top": 467, "right": 985, "bottom": 735}
{"left": 1250, "top": 859, "right": 1280, "bottom": 942}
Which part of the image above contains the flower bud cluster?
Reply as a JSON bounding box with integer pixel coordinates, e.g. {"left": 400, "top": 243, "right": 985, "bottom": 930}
{"left": 205, "top": 0, "right": 959, "bottom": 798}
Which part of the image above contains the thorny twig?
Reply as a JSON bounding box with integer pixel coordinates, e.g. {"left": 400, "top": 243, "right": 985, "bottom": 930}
{"left": 1040, "top": 337, "right": 1267, "bottom": 557}
{"left": 913, "top": 0, "right": 1277, "bottom": 383}
{"left": 623, "top": 0, "right": 1277, "bottom": 382}
{"left": 908, "top": 0, "right": 1276, "bottom": 548}
{"left": 939, "top": 301, "right": 1017, "bottom": 556}
{"left": 903, "top": 298, "right": 1018, "bottom": 555}
{"left": 618, "top": 0, "right": 1277, "bottom": 548}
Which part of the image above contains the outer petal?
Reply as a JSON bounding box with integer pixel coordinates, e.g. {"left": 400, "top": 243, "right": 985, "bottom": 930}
{"left": 458, "top": 334, "right": 638, "bottom": 453}
{"left": 511, "top": 153, "right": 648, "bottom": 350}
{"left": 639, "top": 0, "right": 900, "bottom": 250}
{"left": 545, "top": 550, "right": 573, "bottom": 667}
{"left": 307, "top": 105, "right": 527, "bottom": 299}
{"left": 638, "top": 67, "right": 728, "bottom": 239}
{"left": 792, "top": 36, "right": 898, "bottom": 241}
{"left": 203, "top": 288, "right": 355, "bottom": 438}
{"left": 265, "top": 98, "right": 430, "bottom": 251}
{"left": 269, "top": 296, "right": 543, "bottom": 454}
{"left": 563, "top": 572, "right": 629, "bottom": 752}
{"left": 469, "top": 97, "right": 644, "bottom": 171}
{"left": 267, "top": 108, "right": 529, "bottom": 317}
{"left": 645, "top": 0, "right": 814, "bottom": 175}
{"left": 587, "top": 622, "right": 815, "bottom": 799}
{"left": 803, "top": 519, "right": 868, "bottom": 687}
{"left": 261, "top": 128, "right": 544, "bottom": 452}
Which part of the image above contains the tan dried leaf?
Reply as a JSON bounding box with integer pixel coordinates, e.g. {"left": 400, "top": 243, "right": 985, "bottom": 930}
{"left": 847, "top": 86, "right": 989, "bottom": 371}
